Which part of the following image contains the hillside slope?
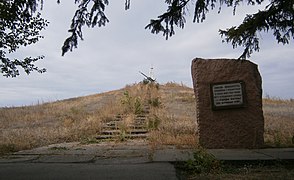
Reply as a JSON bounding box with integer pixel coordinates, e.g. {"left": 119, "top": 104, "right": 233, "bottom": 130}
{"left": 1, "top": 82, "right": 293, "bottom": 155}
{"left": 0, "top": 83, "right": 197, "bottom": 154}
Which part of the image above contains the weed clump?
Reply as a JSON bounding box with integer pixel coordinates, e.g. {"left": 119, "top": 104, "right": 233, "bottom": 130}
{"left": 121, "top": 91, "right": 144, "bottom": 115}
{"left": 147, "top": 115, "right": 161, "bottom": 130}
{"left": 184, "top": 149, "right": 222, "bottom": 174}
{"left": 148, "top": 97, "right": 161, "bottom": 108}
{"left": 0, "top": 144, "right": 17, "bottom": 155}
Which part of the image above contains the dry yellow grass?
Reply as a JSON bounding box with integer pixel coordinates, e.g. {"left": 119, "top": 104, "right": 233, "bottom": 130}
{"left": 0, "top": 82, "right": 293, "bottom": 155}
{"left": 263, "top": 98, "right": 294, "bottom": 147}
{"left": 0, "top": 89, "right": 124, "bottom": 154}
{"left": 148, "top": 83, "right": 198, "bottom": 148}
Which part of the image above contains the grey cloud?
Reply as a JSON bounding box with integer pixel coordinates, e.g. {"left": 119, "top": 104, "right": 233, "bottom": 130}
{"left": 1, "top": 1, "right": 293, "bottom": 107}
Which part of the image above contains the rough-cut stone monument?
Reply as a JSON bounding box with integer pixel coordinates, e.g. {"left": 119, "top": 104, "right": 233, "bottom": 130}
{"left": 191, "top": 58, "right": 264, "bottom": 149}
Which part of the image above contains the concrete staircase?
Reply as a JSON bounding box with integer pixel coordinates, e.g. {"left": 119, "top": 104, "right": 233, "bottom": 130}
{"left": 96, "top": 113, "right": 149, "bottom": 140}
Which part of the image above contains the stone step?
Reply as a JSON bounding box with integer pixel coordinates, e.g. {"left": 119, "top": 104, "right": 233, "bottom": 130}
{"left": 101, "top": 129, "right": 148, "bottom": 135}
{"left": 134, "top": 118, "right": 147, "bottom": 122}
{"left": 134, "top": 119, "right": 147, "bottom": 123}
{"left": 105, "top": 116, "right": 147, "bottom": 123}
{"left": 103, "top": 123, "right": 147, "bottom": 128}
{"left": 136, "top": 114, "right": 147, "bottom": 118}
{"left": 100, "top": 130, "right": 121, "bottom": 135}
{"left": 96, "top": 134, "right": 117, "bottom": 140}
{"left": 128, "top": 124, "right": 147, "bottom": 129}
{"left": 104, "top": 122, "right": 118, "bottom": 126}
{"left": 97, "top": 112, "right": 150, "bottom": 140}
{"left": 102, "top": 125, "right": 147, "bottom": 131}
{"left": 132, "top": 121, "right": 147, "bottom": 125}
{"left": 127, "top": 134, "right": 148, "bottom": 139}
{"left": 128, "top": 129, "right": 148, "bottom": 134}
{"left": 102, "top": 125, "right": 117, "bottom": 130}
{"left": 105, "top": 121, "right": 117, "bottom": 126}
{"left": 137, "top": 116, "right": 147, "bottom": 119}
{"left": 96, "top": 133, "right": 149, "bottom": 140}
{"left": 104, "top": 118, "right": 147, "bottom": 125}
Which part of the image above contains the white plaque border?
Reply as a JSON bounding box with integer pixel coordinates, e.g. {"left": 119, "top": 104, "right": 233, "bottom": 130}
{"left": 210, "top": 81, "right": 246, "bottom": 111}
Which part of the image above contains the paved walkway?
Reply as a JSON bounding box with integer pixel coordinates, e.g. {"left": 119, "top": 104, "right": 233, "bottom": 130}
{"left": 208, "top": 148, "right": 294, "bottom": 161}
{"left": 0, "top": 141, "right": 293, "bottom": 179}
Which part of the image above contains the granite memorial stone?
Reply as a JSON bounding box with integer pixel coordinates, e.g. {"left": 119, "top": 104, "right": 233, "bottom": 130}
{"left": 191, "top": 58, "right": 264, "bottom": 149}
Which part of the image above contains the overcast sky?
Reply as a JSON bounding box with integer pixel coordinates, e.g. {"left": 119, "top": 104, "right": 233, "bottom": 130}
{"left": 1, "top": 1, "right": 293, "bottom": 107}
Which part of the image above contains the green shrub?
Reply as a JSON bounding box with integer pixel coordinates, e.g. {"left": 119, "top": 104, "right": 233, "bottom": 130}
{"left": 0, "top": 144, "right": 17, "bottom": 155}
{"left": 134, "top": 97, "right": 143, "bottom": 114}
{"left": 184, "top": 148, "right": 222, "bottom": 174}
{"left": 148, "top": 97, "right": 161, "bottom": 107}
{"left": 148, "top": 115, "right": 161, "bottom": 130}
{"left": 142, "top": 79, "right": 150, "bottom": 85}
{"left": 119, "top": 130, "right": 127, "bottom": 142}
{"left": 121, "top": 91, "right": 133, "bottom": 113}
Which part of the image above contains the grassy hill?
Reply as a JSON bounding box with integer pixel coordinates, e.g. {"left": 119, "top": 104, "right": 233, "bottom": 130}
{"left": 0, "top": 82, "right": 293, "bottom": 155}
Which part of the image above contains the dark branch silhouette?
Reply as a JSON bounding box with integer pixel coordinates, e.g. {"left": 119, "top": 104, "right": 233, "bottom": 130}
{"left": 1, "top": 0, "right": 293, "bottom": 77}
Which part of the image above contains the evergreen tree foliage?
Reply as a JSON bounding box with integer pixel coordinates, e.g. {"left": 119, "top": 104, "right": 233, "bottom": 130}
{"left": 61, "top": 0, "right": 110, "bottom": 56}
{"left": 144, "top": 0, "right": 294, "bottom": 59}
{"left": 0, "top": 0, "right": 48, "bottom": 77}
{"left": 219, "top": 0, "right": 294, "bottom": 59}
{"left": 1, "top": 0, "right": 293, "bottom": 77}
{"left": 62, "top": 0, "right": 293, "bottom": 59}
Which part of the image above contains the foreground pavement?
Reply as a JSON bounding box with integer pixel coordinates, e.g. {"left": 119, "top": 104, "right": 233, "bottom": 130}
{"left": 0, "top": 140, "right": 293, "bottom": 179}
{"left": 0, "top": 141, "right": 187, "bottom": 180}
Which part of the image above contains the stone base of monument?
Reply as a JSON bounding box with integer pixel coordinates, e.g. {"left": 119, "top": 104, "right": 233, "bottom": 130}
{"left": 191, "top": 58, "right": 264, "bottom": 149}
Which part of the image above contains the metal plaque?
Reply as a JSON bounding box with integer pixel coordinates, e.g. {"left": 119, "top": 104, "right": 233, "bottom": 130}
{"left": 211, "top": 81, "right": 246, "bottom": 110}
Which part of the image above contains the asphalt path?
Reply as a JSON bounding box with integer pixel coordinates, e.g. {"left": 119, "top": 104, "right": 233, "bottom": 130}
{"left": 0, "top": 162, "right": 178, "bottom": 180}
{"left": 0, "top": 141, "right": 293, "bottom": 180}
